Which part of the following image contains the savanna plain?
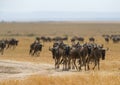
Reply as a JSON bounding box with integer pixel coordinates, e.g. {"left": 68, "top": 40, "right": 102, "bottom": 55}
{"left": 0, "top": 22, "right": 120, "bottom": 85}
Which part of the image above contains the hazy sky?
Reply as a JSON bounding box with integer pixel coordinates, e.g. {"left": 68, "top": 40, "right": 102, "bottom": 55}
{"left": 0, "top": 0, "right": 120, "bottom": 21}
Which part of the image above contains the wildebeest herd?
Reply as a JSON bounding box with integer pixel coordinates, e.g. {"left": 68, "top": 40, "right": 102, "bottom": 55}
{"left": 1, "top": 35, "right": 119, "bottom": 71}
{"left": 102, "top": 34, "right": 120, "bottom": 43}
{"left": 31, "top": 36, "right": 109, "bottom": 71}
{"left": 0, "top": 38, "right": 19, "bottom": 55}
{"left": 49, "top": 40, "right": 108, "bottom": 71}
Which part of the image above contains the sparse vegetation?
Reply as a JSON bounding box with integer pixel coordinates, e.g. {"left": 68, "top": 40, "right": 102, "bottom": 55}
{"left": 0, "top": 22, "right": 120, "bottom": 85}
{"left": 0, "top": 74, "right": 120, "bottom": 85}
{"left": 26, "top": 33, "right": 36, "bottom": 37}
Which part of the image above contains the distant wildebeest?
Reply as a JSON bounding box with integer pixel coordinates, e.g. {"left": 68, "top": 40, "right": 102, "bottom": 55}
{"left": 41, "top": 36, "right": 52, "bottom": 42}
{"left": 46, "top": 37, "right": 52, "bottom": 42}
{"left": 112, "top": 37, "right": 120, "bottom": 43}
{"left": 71, "top": 36, "right": 78, "bottom": 42}
{"left": 29, "top": 41, "right": 43, "bottom": 56}
{"left": 6, "top": 38, "right": 19, "bottom": 49}
{"left": 71, "top": 36, "right": 84, "bottom": 43}
{"left": 89, "top": 37, "right": 95, "bottom": 42}
{"left": 102, "top": 34, "right": 110, "bottom": 38}
{"left": 71, "top": 38, "right": 76, "bottom": 42}
{"left": 0, "top": 40, "right": 6, "bottom": 55}
{"left": 62, "top": 37, "right": 68, "bottom": 41}
{"left": 52, "top": 36, "right": 68, "bottom": 42}
{"left": 77, "top": 37, "right": 84, "bottom": 42}
{"left": 52, "top": 37, "right": 62, "bottom": 41}
{"left": 102, "top": 34, "right": 120, "bottom": 43}
{"left": 104, "top": 37, "right": 109, "bottom": 43}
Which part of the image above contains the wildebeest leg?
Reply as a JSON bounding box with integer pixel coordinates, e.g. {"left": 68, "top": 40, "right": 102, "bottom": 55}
{"left": 63, "top": 57, "right": 68, "bottom": 71}
{"left": 68, "top": 58, "right": 71, "bottom": 70}
{"left": 6, "top": 44, "right": 9, "bottom": 49}
{"left": 98, "top": 59, "right": 100, "bottom": 70}
{"left": 29, "top": 49, "right": 32, "bottom": 55}
{"left": 73, "top": 58, "right": 78, "bottom": 71}
{"left": 32, "top": 50, "right": 36, "bottom": 56}
{"left": 66, "top": 57, "right": 69, "bottom": 70}
{"left": 93, "top": 60, "right": 97, "bottom": 70}
{"left": 84, "top": 60, "right": 87, "bottom": 71}
{"left": 83, "top": 57, "right": 87, "bottom": 71}
{"left": 78, "top": 58, "right": 82, "bottom": 71}
{"left": 72, "top": 59, "right": 75, "bottom": 69}
{"left": 55, "top": 58, "right": 57, "bottom": 69}
{"left": 56, "top": 57, "right": 61, "bottom": 69}
{"left": 62, "top": 57, "right": 65, "bottom": 71}
{"left": 59, "top": 58, "right": 63, "bottom": 64}
{"left": 86, "top": 57, "right": 90, "bottom": 70}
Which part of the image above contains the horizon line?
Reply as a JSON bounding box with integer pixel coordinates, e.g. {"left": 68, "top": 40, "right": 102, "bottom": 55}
{"left": 1, "top": 21, "right": 120, "bottom": 23}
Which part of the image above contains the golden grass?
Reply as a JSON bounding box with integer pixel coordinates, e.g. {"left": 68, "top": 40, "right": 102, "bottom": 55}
{"left": 0, "top": 22, "right": 120, "bottom": 85}
{"left": 0, "top": 36, "right": 119, "bottom": 85}
{"left": 0, "top": 73, "right": 120, "bottom": 85}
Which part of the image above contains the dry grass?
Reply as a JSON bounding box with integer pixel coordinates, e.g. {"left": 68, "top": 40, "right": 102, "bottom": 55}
{"left": 0, "top": 22, "right": 120, "bottom": 85}
{"left": 0, "top": 73, "right": 120, "bottom": 85}
{"left": 0, "top": 22, "right": 120, "bottom": 36}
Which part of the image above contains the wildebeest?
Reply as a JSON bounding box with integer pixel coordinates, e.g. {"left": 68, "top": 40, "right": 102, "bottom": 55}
{"left": 52, "top": 36, "right": 68, "bottom": 42}
{"left": 49, "top": 45, "right": 64, "bottom": 69}
{"left": 49, "top": 41, "right": 71, "bottom": 70}
{"left": 104, "top": 37, "right": 109, "bottom": 43}
{"left": 68, "top": 43, "right": 89, "bottom": 71}
{"left": 112, "top": 37, "right": 120, "bottom": 43}
{"left": 78, "top": 44, "right": 89, "bottom": 71}
{"left": 41, "top": 36, "right": 52, "bottom": 42}
{"left": 102, "top": 34, "right": 120, "bottom": 43}
{"left": 71, "top": 38, "right": 76, "bottom": 42}
{"left": 89, "top": 37, "right": 95, "bottom": 42}
{"left": 77, "top": 37, "right": 84, "bottom": 42}
{"left": 29, "top": 41, "right": 43, "bottom": 56}
{"left": 0, "top": 40, "right": 6, "bottom": 55}
{"left": 68, "top": 42, "right": 108, "bottom": 71}
{"left": 68, "top": 47, "right": 80, "bottom": 70}
{"left": 6, "top": 38, "right": 19, "bottom": 49}
{"left": 71, "top": 36, "right": 78, "bottom": 42}
{"left": 86, "top": 45, "right": 107, "bottom": 70}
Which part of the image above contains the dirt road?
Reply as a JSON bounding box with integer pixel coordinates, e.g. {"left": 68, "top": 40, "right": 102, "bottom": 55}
{"left": 0, "top": 60, "right": 76, "bottom": 80}
{"left": 0, "top": 60, "right": 119, "bottom": 81}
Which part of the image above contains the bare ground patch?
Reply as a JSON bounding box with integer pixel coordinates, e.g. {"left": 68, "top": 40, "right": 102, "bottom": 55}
{"left": 0, "top": 60, "right": 119, "bottom": 81}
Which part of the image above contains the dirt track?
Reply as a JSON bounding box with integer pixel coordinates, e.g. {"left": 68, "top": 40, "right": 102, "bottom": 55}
{"left": 0, "top": 59, "right": 119, "bottom": 81}
{"left": 0, "top": 60, "right": 76, "bottom": 80}
{"left": 0, "top": 60, "right": 51, "bottom": 80}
